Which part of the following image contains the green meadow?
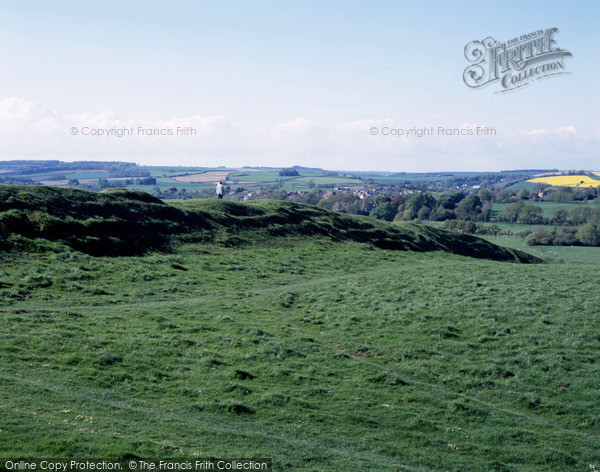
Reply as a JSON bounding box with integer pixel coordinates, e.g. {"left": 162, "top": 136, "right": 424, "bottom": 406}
{"left": 1, "top": 186, "right": 599, "bottom": 471}
{"left": 491, "top": 202, "right": 596, "bottom": 220}
{"left": 481, "top": 234, "right": 600, "bottom": 264}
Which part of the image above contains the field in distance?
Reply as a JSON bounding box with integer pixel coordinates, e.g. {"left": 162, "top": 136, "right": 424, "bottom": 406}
{"left": 171, "top": 171, "right": 230, "bottom": 183}
{"left": 527, "top": 174, "right": 600, "bottom": 188}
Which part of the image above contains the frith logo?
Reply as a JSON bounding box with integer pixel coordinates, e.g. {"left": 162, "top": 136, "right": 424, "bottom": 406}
{"left": 463, "top": 28, "right": 572, "bottom": 93}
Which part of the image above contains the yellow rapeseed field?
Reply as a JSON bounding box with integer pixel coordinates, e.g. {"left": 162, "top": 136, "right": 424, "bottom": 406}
{"left": 527, "top": 175, "right": 600, "bottom": 188}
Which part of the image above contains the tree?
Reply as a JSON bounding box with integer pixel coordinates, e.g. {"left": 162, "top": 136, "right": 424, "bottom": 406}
{"left": 373, "top": 195, "right": 391, "bottom": 206}
{"left": 552, "top": 209, "right": 568, "bottom": 227}
{"left": 576, "top": 223, "right": 600, "bottom": 246}
{"left": 477, "top": 224, "right": 501, "bottom": 235}
{"left": 298, "top": 191, "right": 321, "bottom": 205}
{"left": 395, "top": 209, "right": 416, "bottom": 221}
{"left": 443, "top": 219, "right": 476, "bottom": 234}
{"left": 405, "top": 193, "right": 436, "bottom": 214}
{"left": 570, "top": 207, "right": 593, "bottom": 225}
{"left": 545, "top": 189, "right": 574, "bottom": 203}
{"left": 417, "top": 206, "right": 431, "bottom": 220}
{"left": 517, "top": 188, "right": 530, "bottom": 200}
{"left": 573, "top": 188, "right": 596, "bottom": 201}
{"left": 477, "top": 188, "right": 493, "bottom": 203}
{"left": 499, "top": 201, "right": 525, "bottom": 223}
{"left": 518, "top": 204, "right": 544, "bottom": 224}
{"left": 494, "top": 189, "right": 516, "bottom": 203}
{"left": 479, "top": 201, "right": 493, "bottom": 221}
{"left": 390, "top": 195, "right": 405, "bottom": 205}
{"left": 318, "top": 194, "right": 361, "bottom": 213}
{"left": 554, "top": 230, "right": 577, "bottom": 245}
{"left": 455, "top": 195, "right": 482, "bottom": 220}
{"left": 436, "top": 192, "right": 465, "bottom": 210}
{"left": 430, "top": 207, "right": 455, "bottom": 221}
{"left": 347, "top": 197, "right": 374, "bottom": 216}
{"left": 525, "top": 227, "right": 555, "bottom": 245}
{"left": 279, "top": 169, "right": 299, "bottom": 176}
{"left": 369, "top": 202, "right": 398, "bottom": 221}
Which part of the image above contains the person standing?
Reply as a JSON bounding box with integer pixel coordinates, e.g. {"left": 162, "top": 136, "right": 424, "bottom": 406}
{"left": 216, "top": 181, "right": 224, "bottom": 199}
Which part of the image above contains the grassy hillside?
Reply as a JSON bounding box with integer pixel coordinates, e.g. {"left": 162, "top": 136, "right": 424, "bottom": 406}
{"left": 0, "top": 186, "right": 538, "bottom": 263}
{"left": 3, "top": 185, "right": 599, "bottom": 471}
{"left": 1, "top": 241, "right": 599, "bottom": 470}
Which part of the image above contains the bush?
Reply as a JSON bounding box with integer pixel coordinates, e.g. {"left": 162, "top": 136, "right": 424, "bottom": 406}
{"left": 443, "top": 219, "right": 477, "bottom": 234}
{"left": 525, "top": 227, "right": 555, "bottom": 246}
{"left": 545, "top": 190, "right": 574, "bottom": 203}
{"left": 576, "top": 223, "right": 600, "bottom": 246}
{"left": 429, "top": 207, "right": 455, "bottom": 221}
{"left": 569, "top": 207, "right": 594, "bottom": 225}
{"left": 476, "top": 224, "right": 501, "bottom": 236}
{"left": 417, "top": 206, "right": 431, "bottom": 220}
{"left": 395, "top": 209, "right": 416, "bottom": 221}
{"left": 518, "top": 204, "right": 545, "bottom": 224}
{"left": 554, "top": 231, "right": 577, "bottom": 245}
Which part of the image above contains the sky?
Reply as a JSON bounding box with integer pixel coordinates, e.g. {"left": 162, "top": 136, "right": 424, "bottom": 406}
{"left": 0, "top": 0, "right": 598, "bottom": 172}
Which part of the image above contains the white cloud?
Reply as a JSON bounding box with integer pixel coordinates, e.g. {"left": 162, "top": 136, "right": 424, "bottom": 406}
{"left": 528, "top": 126, "right": 577, "bottom": 136}
{"left": 0, "top": 97, "right": 38, "bottom": 123}
{"left": 273, "top": 117, "right": 316, "bottom": 134}
{"left": 0, "top": 98, "right": 598, "bottom": 171}
{"left": 0, "top": 97, "right": 62, "bottom": 127}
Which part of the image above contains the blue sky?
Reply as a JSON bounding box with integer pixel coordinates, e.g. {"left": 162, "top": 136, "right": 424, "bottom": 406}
{"left": 0, "top": 0, "right": 598, "bottom": 171}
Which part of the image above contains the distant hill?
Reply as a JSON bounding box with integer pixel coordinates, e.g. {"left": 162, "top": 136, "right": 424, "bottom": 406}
{"left": 0, "top": 185, "right": 540, "bottom": 262}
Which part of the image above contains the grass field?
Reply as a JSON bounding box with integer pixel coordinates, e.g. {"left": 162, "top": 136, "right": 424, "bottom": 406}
{"left": 2, "top": 242, "right": 600, "bottom": 470}
{"left": 18, "top": 168, "right": 366, "bottom": 193}
{"left": 228, "top": 171, "right": 282, "bottom": 183}
{"left": 492, "top": 202, "right": 597, "bottom": 220}
{"left": 172, "top": 171, "right": 230, "bottom": 183}
{"left": 291, "top": 176, "right": 362, "bottom": 185}
{"left": 428, "top": 220, "right": 554, "bottom": 235}
{"left": 478, "top": 221, "right": 552, "bottom": 233}
{"left": 480, "top": 235, "right": 600, "bottom": 264}
{"left": 502, "top": 181, "right": 536, "bottom": 192}
{"left": 1, "top": 188, "right": 599, "bottom": 470}
{"left": 362, "top": 172, "right": 482, "bottom": 185}
{"left": 226, "top": 172, "right": 364, "bottom": 190}
{"left": 17, "top": 171, "right": 111, "bottom": 181}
